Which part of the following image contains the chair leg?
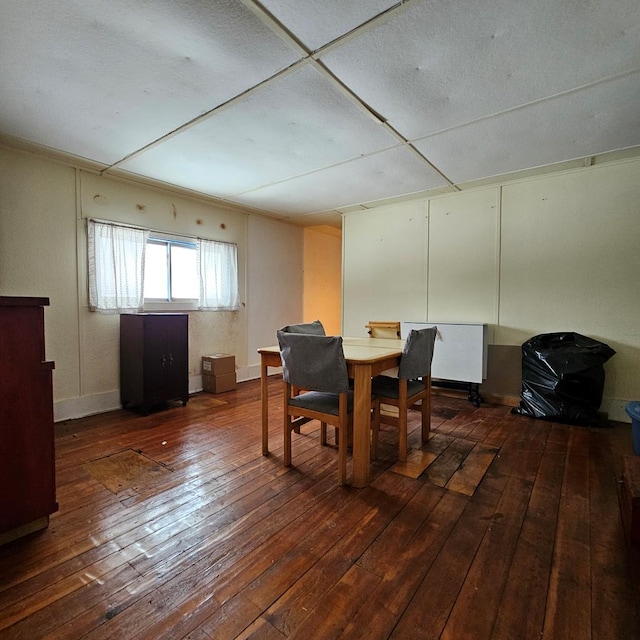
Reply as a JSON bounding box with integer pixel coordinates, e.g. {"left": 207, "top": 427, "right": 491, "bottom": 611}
{"left": 337, "top": 425, "right": 347, "bottom": 486}
{"left": 371, "top": 399, "right": 380, "bottom": 461}
{"left": 398, "top": 405, "right": 408, "bottom": 462}
{"left": 421, "top": 378, "right": 432, "bottom": 443}
{"left": 284, "top": 415, "right": 292, "bottom": 467}
{"left": 320, "top": 422, "right": 327, "bottom": 446}
{"left": 291, "top": 385, "right": 302, "bottom": 433}
{"left": 283, "top": 384, "right": 292, "bottom": 467}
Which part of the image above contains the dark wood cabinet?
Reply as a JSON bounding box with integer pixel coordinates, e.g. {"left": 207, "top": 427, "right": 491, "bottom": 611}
{"left": 120, "top": 314, "right": 189, "bottom": 413}
{"left": 0, "top": 296, "right": 58, "bottom": 544}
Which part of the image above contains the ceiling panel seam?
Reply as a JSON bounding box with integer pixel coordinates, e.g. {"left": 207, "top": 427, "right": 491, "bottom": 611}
{"left": 309, "top": 59, "right": 458, "bottom": 189}
{"left": 243, "top": 0, "right": 457, "bottom": 188}
{"left": 103, "top": 0, "right": 409, "bottom": 176}
{"left": 101, "top": 58, "right": 309, "bottom": 175}
{"left": 104, "top": 0, "right": 455, "bottom": 190}
{"left": 310, "top": 1, "right": 417, "bottom": 59}
{"left": 412, "top": 66, "right": 640, "bottom": 143}
{"left": 227, "top": 143, "right": 404, "bottom": 197}
{"left": 243, "top": 0, "right": 416, "bottom": 59}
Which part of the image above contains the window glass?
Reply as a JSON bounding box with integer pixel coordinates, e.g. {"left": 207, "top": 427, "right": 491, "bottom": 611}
{"left": 144, "top": 241, "right": 169, "bottom": 299}
{"left": 170, "top": 243, "right": 198, "bottom": 299}
{"left": 143, "top": 238, "right": 197, "bottom": 302}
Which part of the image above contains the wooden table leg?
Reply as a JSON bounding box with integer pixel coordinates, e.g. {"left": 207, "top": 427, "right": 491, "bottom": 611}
{"left": 261, "top": 357, "right": 269, "bottom": 456}
{"left": 352, "top": 363, "right": 372, "bottom": 487}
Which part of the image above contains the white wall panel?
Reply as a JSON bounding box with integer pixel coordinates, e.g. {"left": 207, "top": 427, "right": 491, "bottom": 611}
{"left": 246, "top": 216, "right": 303, "bottom": 370}
{"left": 343, "top": 200, "right": 427, "bottom": 336}
{"left": 428, "top": 188, "right": 499, "bottom": 330}
{"left": 499, "top": 160, "right": 640, "bottom": 403}
{"left": 342, "top": 158, "right": 640, "bottom": 420}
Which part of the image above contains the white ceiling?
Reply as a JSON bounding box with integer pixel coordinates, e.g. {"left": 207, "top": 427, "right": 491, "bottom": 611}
{"left": 1, "top": 0, "right": 639, "bottom": 228}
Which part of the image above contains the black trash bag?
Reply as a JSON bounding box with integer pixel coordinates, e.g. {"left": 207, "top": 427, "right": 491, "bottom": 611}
{"left": 514, "top": 332, "right": 615, "bottom": 424}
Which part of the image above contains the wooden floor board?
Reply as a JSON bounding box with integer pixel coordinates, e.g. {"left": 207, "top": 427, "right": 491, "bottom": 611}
{"left": 440, "top": 475, "right": 533, "bottom": 640}
{"left": 588, "top": 430, "right": 640, "bottom": 639}
{"left": 491, "top": 429, "right": 568, "bottom": 640}
{"left": 543, "top": 427, "right": 593, "bottom": 639}
{"left": 389, "top": 470, "right": 510, "bottom": 640}
{"left": 346, "top": 488, "right": 469, "bottom": 638}
{"left": 445, "top": 442, "right": 499, "bottom": 496}
{"left": 0, "top": 378, "right": 638, "bottom": 639}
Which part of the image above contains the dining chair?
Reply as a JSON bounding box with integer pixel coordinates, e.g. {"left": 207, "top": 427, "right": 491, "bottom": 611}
{"left": 279, "top": 320, "right": 326, "bottom": 335}
{"left": 277, "top": 330, "right": 380, "bottom": 485}
{"left": 279, "top": 320, "right": 326, "bottom": 406}
{"left": 370, "top": 326, "right": 437, "bottom": 462}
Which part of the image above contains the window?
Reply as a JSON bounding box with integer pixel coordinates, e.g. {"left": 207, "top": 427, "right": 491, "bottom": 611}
{"left": 88, "top": 220, "right": 239, "bottom": 313}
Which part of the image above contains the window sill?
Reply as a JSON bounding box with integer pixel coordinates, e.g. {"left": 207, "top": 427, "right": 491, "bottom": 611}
{"left": 143, "top": 300, "right": 198, "bottom": 312}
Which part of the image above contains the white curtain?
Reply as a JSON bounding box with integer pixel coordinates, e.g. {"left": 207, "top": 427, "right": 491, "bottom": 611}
{"left": 88, "top": 220, "right": 149, "bottom": 313}
{"left": 198, "top": 239, "right": 239, "bottom": 310}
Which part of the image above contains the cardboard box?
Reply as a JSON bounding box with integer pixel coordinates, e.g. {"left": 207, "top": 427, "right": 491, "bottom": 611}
{"left": 202, "top": 372, "right": 236, "bottom": 394}
{"left": 202, "top": 354, "right": 235, "bottom": 376}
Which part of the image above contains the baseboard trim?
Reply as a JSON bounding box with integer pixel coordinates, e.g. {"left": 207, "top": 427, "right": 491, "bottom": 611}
{"left": 53, "top": 366, "right": 267, "bottom": 422}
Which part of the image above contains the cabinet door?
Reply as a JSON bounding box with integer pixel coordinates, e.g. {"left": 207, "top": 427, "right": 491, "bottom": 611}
{"left": 163, "top": 315, "right": 189, "bottom": 405}
{"left": 142, "top": 315, "right": 188, "bottom": 408}
{"left": 142, "top": 316, "right": 171, "bottom": 407}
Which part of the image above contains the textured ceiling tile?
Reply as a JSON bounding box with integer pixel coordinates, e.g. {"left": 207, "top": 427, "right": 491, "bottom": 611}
{"left": 231, "top": 146, "right": 449, "bottom": 214}
{"left": 0, "top": 0, "right": 299, "bottom": 163}
{"left": 414, "top": 72, "right": 640, "bottom": 184}
{"left": 117, "top": 64, "right": 399, "bottom": 195}
{"left": 1, "top": 0, "right": 639, "bottom": 222}
{"left": 260, "top": 0, "right": 399, "bottom": 50}
{"left": 321, "top": 0, "right": 640, "bottom": 139}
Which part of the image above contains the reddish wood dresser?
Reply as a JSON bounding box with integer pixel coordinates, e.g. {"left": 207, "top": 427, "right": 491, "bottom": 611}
{"left": 0, "top": 296, "right": 58, "bottom": 545}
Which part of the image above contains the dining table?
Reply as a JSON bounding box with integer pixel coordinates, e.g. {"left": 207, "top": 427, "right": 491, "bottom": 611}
{"left": 257, "top": 336, "right": 405, "bottom": 487}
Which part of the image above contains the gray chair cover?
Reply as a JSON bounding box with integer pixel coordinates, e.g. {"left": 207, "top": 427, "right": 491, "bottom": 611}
{"left": 398, "top": 327, "right": 437, "bottom": 380}
{"left": 372, "top": 327, "right": 437, "bottom": 395}
{"left": 279, "top": 320, "right": 326, "bottom": 335}
{"left": 276, "top": 331, "right": 349, "bottom": 393}
{"left": 369, "top": 376, "right": 425, "bottom": 400}
{"left": 288, "top": 391, "right": 354, "bottom": 416}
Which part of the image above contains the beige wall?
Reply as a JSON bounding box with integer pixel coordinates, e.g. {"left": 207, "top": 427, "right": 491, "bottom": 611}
{"left": 9, "top": 141, "right": 635, "bottom": 423}
{"left": 0, "top": 146, "right": 306, "bottom": 420}
{"left": 343, "top": 200, "right": 428, "bottom": 337}
{"left": 428, "top": 188, "right": 500, "bottom": 333}
{"left": 246, "top": 216, "right": 304, "bottom": 379}
{"left": 303, "top": 226, "right": 342, "bottom": 336}
{"left": 343, "top": 157, "right": 640, "bottom": 422}
{"left": 0, "top": 151, "right": 80, "bottom": 402}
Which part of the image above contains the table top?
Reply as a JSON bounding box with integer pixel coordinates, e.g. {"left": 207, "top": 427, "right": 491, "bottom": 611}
{"left": 258, "top": 336, "right": 404, "bottom": 363}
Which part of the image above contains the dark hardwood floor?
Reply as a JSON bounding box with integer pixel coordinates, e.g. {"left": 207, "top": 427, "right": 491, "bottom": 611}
{"left": 1, "top": 377, "right": 638, "bottom": 639}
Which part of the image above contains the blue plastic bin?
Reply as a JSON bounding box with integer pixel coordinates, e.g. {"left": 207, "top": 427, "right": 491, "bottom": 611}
{"left": 626, "top": 401, "right": 640, "bottom": 455}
